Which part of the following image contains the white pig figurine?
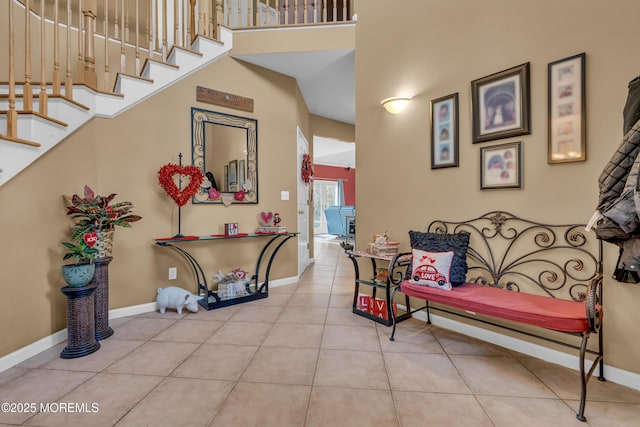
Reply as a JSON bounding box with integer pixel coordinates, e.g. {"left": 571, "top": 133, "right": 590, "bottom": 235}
{"left": 156, "top": 286, "right": 200, "bottom": 314}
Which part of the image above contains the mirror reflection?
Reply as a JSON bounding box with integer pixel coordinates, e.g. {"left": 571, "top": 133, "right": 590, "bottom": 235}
{"left": 192, "top": 107, "right": 258, "bottom": 204}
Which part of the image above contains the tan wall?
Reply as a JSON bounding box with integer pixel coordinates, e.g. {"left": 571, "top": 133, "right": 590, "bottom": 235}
{"left": 310, "top": 114, "right": 355, "bottom": 142}
{"left": 0, "top": 55, "right": 302, "bottom": 357}
{"left": 355, "top": 0, "right": 640, "bottom": 374}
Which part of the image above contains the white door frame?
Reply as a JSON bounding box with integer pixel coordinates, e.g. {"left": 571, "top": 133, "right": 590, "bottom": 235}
{"left": 297, "top": 127, "right": 312, "bottom": 276}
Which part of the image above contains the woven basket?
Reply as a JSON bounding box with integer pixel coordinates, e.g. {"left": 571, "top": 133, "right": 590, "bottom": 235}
{"left": 95, "top": 230, "right": 114, "bottom": 259}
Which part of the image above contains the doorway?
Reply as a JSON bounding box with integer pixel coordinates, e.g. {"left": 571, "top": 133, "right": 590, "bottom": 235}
{"left": 313, "top": 179, "right": 339, "bottom": 235}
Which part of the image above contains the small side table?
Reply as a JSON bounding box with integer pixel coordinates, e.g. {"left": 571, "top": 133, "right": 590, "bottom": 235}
{"left": 92, "top": 257, "right": 114, "bottom": 340}
{"left": 60, "top": 284, "right": 101, "bottom": 359}
{"left": 346, "top": 250, "right": 413, "bottom": 326}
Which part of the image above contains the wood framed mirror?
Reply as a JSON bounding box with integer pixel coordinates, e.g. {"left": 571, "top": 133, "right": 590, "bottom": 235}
{"left": 191, "top": 107, "right": 258, "bottom": 204}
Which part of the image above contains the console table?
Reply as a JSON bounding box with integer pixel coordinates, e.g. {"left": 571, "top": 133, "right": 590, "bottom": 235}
{"left": 346, "top": 250, "right": 413, "bottom": 326}
{"left": 154, "top": 232, "right": 298, "bottom": 310}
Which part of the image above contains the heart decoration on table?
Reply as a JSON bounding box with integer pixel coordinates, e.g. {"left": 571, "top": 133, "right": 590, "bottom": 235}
{"left": 259, "top": 211, "right": 274, "bottom": 226}
{"left": 158, "top": 164, "right": 204, "bottom": 207}
{"left": 234, "top": 190, "right": 245, "bottom": 201}
{"left": 83, "top": 232, "right": 98, "bottom": 247}
{"left": 221, "top": 194, "right": 234, "bottom": 206}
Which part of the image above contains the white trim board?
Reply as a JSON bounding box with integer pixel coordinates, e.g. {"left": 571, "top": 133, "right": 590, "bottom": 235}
{"left": 0, "top": 274, "right": 300, "bottom": 373}
{"left": 404, "top": 307, "right": 640, "bottom": 392}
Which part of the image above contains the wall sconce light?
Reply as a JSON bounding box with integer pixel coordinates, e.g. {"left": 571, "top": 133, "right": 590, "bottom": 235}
{"left": 381, "top": 97, "right": 411, "bottom": 114}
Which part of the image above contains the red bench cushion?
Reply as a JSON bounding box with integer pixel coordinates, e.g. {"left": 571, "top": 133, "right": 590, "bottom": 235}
{"left": 401, "top": 281, "right": 598, "bottom": 333}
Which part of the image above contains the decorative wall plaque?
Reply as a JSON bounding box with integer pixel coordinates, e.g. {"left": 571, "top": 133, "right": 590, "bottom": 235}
{"left": 196, "top": 86, "right": 254, "bottom": 112}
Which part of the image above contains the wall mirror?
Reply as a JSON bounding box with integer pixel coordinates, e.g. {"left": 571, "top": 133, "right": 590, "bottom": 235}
{"left": 192, "top": 107, "right": 258, "bottom": 204}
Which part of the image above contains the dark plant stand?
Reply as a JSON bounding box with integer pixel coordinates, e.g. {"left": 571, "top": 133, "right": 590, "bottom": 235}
{"left": 92, "top": 257, "right": 114, "bottom": 340}
{"left": 60, "top": 284, "right": 101, "bottom": 359}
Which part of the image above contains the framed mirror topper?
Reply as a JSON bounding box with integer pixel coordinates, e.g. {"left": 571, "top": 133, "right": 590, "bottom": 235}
{"left": 191, "top": 107, "right": 258, "bottom": 204}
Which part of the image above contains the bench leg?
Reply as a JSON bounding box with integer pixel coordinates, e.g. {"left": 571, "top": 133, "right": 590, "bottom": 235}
{"left": 389, "top": 286, "right": 398, "bottom": 341}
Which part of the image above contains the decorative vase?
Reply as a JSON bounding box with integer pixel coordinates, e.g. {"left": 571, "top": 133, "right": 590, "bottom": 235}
{"left": 95, "top": 230, "right": 114, "bottom": 259}
{"left": 61, "top": 263, "right": 96, "bottom": 287}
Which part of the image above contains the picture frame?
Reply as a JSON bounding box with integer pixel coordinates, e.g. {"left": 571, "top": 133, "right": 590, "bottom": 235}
{"left": 471, "top": 63, "right": 531, "bottom": 143}
{"left": 548, "top": 53, "right": 586, "bottom": 163}
{"left": 228, "top": 159, "right": 238, "bottom": 192}
{"left": 480, "top": 141, "right": 523, "bottom": 190}
{"left": 223, "top": 165, "right": 229, "bottom": 192}
{"left": 431, "top": 93, "right": 459, "bottom": 169}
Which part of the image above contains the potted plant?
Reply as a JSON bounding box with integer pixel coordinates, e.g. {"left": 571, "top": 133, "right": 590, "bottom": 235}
{"left": 61, "top": 240, "right": 98, "bottom": 287}
{"left": 66, "top": 185, "right": 142, "bottom": 259}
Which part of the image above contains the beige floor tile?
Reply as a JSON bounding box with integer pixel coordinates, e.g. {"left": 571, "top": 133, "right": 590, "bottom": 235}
{"left": 210, "top": 382, "right": 310, "bottom": 427}
{"left": 330, "top": 284, "right": 354, "bottom": 295}
{"left": 432, "top": 327, "right": 510, "bottom": 356}
{"left": 115, "top": 377, "right": 234, "bottom": 427}
{"left": 306, "top": 386, "right": 399, "bottom": 427}
{"left": 0, "top": 369, "right": 96, "bottom": 425}
{"left": 276, "top": 306, "right": 328, "bottom": 325}
{"left": 314, "top": 349, "right": 389, "bottom": 389}
{"left": 16, "top": 343, "right": 67, "bottom": 369}
{"left": 207, "top": 321, "right": 273, "bottom": 346}
{"left": 564, "top": 399, "right": 640, "bottom": 426}
{"left": 329, "top": 294, "right": 353, "bottom": 308}
{"left": 393, "top": 391, "right": 494, "bottom": 427}
{"left": 326, "top": 307, "right": 378, "bottom": 327}
{"left": 109, "top": 317, "right": 177, "bottom": 341}
{"left": 183, "top": 304, "right": 242, "bottom": 321}
{"left": 150, "top": 319, "right": 223, "bottom": 343}
{"left": 477, "top": 395, "right": 585, "bottom": 427}
{"left": 378, "top": 325, "right": 444, "bottom": 354}
{"left": 106, "top": 341, "right": 198, "bottom": 376}
{"left": 269, "top": 283, "right": 299, "bottom": 293}
{"left": 295, "top": 284, "right": 333, "bottom": 295}
{"left": 135, "top": 310, "right": 187, "bottom": 319}
{"left": 245, "top": 293, "right": 292, "bottom": 306}
{"left": 229, "top": 305, "right": 284, "bottom": 323}
{"left": 519, "top": 355, "right": 640, "bottom": 403}
{"left": 262, "top": 323, "right": 324, "bottom": 349}
{"left": 23, "top": 372, "right": 163, "bottom": 427}
{"left": 0, "top": 367, "right": 30, "bottom": 387}
{"left": 287, "top": 293, "right": 331, "bottom": 307}
{"left": 384, "top": 352, "right": 471, "bottom": 394}
{"left": 43, "top": 339, "right": 144, "bottom": 372}
{"left": 171, "top": 344, "right": 257, "bottom": 380}
{"left": 241, "top": 347, "right": 318, "bottom": 385}
{"left": 451, "top": 355, "right": 555, "bottom": 398}
{"left": 109, "top": 317, "right": 134, "bottom": 327}
{"left": 321, "top": 325, "right": 381, "bottom": 351}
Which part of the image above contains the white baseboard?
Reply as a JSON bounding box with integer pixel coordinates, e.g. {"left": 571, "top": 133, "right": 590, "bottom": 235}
{"left": 268, "top": 275, "right": 300, "bottom": 288}
{"left": 403, "top": 306, "right": 640, "bottom": 392}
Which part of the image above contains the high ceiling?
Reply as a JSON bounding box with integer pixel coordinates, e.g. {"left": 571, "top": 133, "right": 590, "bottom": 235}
{"left": 232, "top": 49, "right": 355, "bottom": 125}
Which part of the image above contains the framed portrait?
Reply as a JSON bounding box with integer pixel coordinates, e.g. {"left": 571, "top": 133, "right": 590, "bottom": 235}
{"left": 431, "top": 93, "right": 459, "bottom": 169}
{"left": 238, "top": 159, "right": 246, "bottom": 188}
{"left": 471, "top": 63, "right": 531, "bottom": 143}
{"left": 480, "top": 141, "right": 522, "bottom": 190}
{"left": 548, "top": 53, "right": 586, "bottom": 164}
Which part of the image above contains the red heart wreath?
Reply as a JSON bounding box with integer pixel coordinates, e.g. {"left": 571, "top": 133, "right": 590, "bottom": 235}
{"left": 158, "top": 164, "right": 204, "bottom": 207}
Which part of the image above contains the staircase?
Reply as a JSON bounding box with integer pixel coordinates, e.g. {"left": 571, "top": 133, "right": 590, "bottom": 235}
{"left": 0, "top": 0, "right": 234, "bottom": 187}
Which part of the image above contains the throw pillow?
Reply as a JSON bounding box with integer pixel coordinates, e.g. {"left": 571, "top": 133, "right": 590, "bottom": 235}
{"left": 408, "top": 230, "right": 470, "bottom": 286}
{"left": 409, "top": 249, "right": 454, "bottom": 290}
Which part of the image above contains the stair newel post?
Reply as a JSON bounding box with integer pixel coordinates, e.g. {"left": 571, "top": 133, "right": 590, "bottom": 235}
{"left": 162, "top": 0, "right": 168, "bottom": 61}
{"left": 83, "top": 0, "right": 98, "bottom": 89}
{"left": 53, "top": 0, "right": 61, "bottom": 95}
{"left": 120, "top": 0, "right": 126, "bottom": 73}
{"left": 189, "top": 0, "right": 196, "bottom": 43}
{"left": 214, "top": 0, "right": 223, "bottom": 38}
{"left": 283, "top": 0, "right": 288, "bottom": 25}
{"left": 39, "top": 0, "right": 48, "bottom": 116}
{"left": 6, "top": 0, "right": 17, "bottom": 138}
{"left": 77, "top": 0, "right": 84, "bottom": 85}
{"left": 65, "top": 0, "right": 73, "bottom": 97}
{"left": 183, "top": 0, "right": 189, "bottom": 48}
{"left": 136, "top": 0, "right": 141, "bottom": 75}
{"left": 24, "top": 0, "right": 34, "bottom": 111}
{"left": 173, "top": 0, "right": 179, "bottom": 49}
{"left": 147, "top": 0, "right": 153, "bottom": 57}
{"left": 322, "top": 0, "right": 327, "bottom": 23}
{"left": 203, "top": 0, "right": 209, "bottom": 36}
{"left": 103, "top": 0, "right": 110, "bottom": 92}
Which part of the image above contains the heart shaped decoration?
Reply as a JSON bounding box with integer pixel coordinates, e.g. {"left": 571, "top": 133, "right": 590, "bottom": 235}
{"left": 158, "top": 164, "right": 204, "bottom": 207}
{"left": 259, "top": 211, "right": 274, "bottom": 226}
{"left": 208, "top": 188, "right": 221, "bottom": 199}
{"left": 234, "top": 190, "right": 245, "bottom": 201}
{"left": 83, "top": 232, "right": 98, "bottom": 247}
{"left": 221, "top": 194, "right": 234, "bottom": 206}
{"left": 242, "top": 180, "right": 253, "bottom": 191}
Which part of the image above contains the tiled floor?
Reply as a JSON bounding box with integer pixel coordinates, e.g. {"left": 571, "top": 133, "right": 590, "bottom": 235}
{"left": 2, "top": 239, "right": 640, "bottom": 426}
